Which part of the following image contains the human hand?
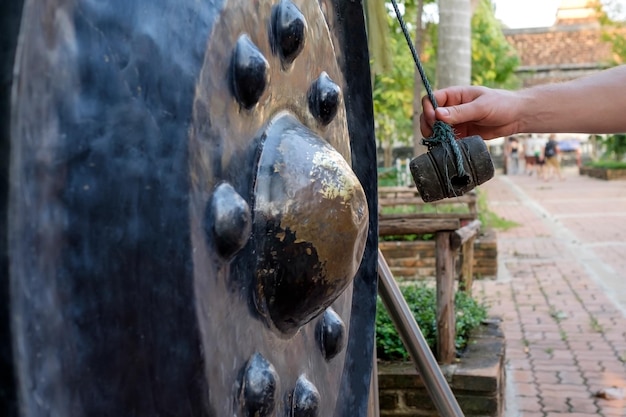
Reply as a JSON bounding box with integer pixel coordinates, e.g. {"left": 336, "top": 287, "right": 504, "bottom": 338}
{"left": 420, "top": 86, "right": 523, "bottom": 140}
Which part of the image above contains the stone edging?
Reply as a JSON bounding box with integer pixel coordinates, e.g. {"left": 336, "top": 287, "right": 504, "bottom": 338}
{"left": 379, "top": 229, "right": 498, "bottom": 281}
{"left": 579, "top": 166, "right": 626, "bottom": 180}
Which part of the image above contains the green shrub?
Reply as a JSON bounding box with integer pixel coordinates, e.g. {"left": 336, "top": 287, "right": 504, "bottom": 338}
{"left": 375, "top": 284, "right": 488, "bottom": 361}
{"left": 585, "top": 160, "right": 626, "bottom": 169}
{"left": 601, "top": 133, "right": 626, "bottom": 162}
{"left": 378, "top": 168, "right": 400, "bottom": 187}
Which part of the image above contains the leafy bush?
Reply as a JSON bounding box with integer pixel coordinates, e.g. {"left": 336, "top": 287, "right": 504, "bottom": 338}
{"left": 585, "top": 160, "right": 626, "bottom": 169}
{"left": 375, "top": 284, "right": 488, "bottom": 361}
{"left": 377, "top": 168, "right": 401, "bottom": 187}
{"left": 601, "top": 133, "right": 626, "bottom": 162}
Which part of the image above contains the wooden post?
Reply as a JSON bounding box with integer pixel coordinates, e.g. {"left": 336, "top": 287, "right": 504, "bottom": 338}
{"left": 449, "top": 220, "right": 481, "bottom": 250}
{"left": 435, "top": 231, "right": 456, "bottom": 364}
{"left": 459, "top": 237, "right": 475, "bottom": 294}
{"left": 450, "top": 220, "right": 481, "bottom": 294}
{"left": 467, "top": 190, "right": 478, "bottom": 218}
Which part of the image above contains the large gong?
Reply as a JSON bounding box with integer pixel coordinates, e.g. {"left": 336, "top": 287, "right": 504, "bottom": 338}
{"left": 0, "top": 0, "right": 378, "bottom": 416}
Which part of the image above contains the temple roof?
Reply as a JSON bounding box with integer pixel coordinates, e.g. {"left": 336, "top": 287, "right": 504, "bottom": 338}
{"left": 555, "top": 0, "right": 601, "bottom": 25}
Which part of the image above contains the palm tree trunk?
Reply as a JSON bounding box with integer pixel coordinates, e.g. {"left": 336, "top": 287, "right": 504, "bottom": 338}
{"left": 437, "top": 0, "right": 472, "bottom": 88}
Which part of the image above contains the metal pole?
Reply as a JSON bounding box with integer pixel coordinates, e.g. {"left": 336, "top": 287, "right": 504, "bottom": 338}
{"left": 377, "top": 249, "right": 465, "bottom": 417}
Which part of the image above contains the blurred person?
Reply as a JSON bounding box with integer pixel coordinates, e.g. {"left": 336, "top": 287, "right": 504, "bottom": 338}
{"left": 523, "top": 135, "right": 537, "bottom": 176}
{"left": 506, "top": 136, "right": 521, "bottom": 175}
{"left": 543, "top": 134, "right": 564, "bottom": 181}
{"left": 534, "top": 135, "right": 547, "bottom": 180}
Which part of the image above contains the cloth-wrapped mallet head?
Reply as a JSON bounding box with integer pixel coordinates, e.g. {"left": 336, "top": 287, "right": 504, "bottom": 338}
{"left": 409, "top": 135, "right": 494, "bottom": 202}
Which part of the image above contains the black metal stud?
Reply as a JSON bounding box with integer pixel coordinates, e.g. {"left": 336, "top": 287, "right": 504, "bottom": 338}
{"left": 231, "top": 34, "right": 270, "bottom": 109}
{"left": 291, "top": 375, "right": 320, "bottom": 417}
{"left": 316, "top": 307, "right": 346, "bottom": 360}
{"left": 207, "top": 182, "right": 252, "bottom": 259}
{"left": 271, "top": 0, "right": 307, "bottom": 67}
{"left": 308, "top": 72, "right": 341, "bottom": 125}
{"left": 240, "top": 353, "right": 279, "bottom": 417}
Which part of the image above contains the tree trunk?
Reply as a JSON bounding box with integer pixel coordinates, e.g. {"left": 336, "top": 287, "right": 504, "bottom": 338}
{"left": 413, "top": 0, "right": 428, "bottom": 156}
{"left": 383, "top": 144, "right": 393, "bottom": 168}
{"left": 437, "top": 0, "right": 472, "bottom": 88}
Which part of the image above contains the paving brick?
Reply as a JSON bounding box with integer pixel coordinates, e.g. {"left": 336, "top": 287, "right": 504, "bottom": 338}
{"left": 596, "top": 399, "right": 626, "bottom": 411}
{"left": 466, "top": 172, "right": 626, "bottom": 417}
{"left": 541, "top": 385, "right": 590, "bottom": 397}
{"left": 531, "top": 362, "right": 579, "bottom": 373}
{"left": 545, "top": 414, "right": 598, "bottom": 417}
{"left": 516, "top": 396, "right": 543, "bottom": 412}
{"left": 512, "top": 370, "right": 534, "bottom": 383}
{"left": 514, "top": 382, "right": 538, "bottom": 397}
{"left": 482, "top": 174, "right": 626, "bottom": 417}
{"left": 541, "top": 393, "right": 572, "bottom": 413}
{"left": 567, "top": 397, "right": 601, "bottom": 414}
{"left": 533, "top": 370, "right": 560, "bottom": 385}
{"left": 557, "top": 371, "right": 586, "bottom": 385}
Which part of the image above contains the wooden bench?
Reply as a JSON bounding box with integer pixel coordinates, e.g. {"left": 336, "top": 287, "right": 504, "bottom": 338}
{"left": 378, "top": 185, "right": 478, "bottom": 217}
{"left": 378, "top": 186, "right": 482, "bottom": 364}
{"left": 378, "top": 186, "right": 479, "bottom": 291}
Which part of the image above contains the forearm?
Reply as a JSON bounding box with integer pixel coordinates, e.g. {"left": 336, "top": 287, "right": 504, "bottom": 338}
{"left": 517, "top": 65, "right": 626, "bottom": 134}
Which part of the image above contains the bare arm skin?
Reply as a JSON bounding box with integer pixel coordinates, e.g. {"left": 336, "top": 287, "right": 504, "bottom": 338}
{"left": 420, "top": 65, "right": 626, "bottom": 140}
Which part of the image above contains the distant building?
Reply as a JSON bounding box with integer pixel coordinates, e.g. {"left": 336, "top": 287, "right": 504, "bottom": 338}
{"left": 503, "top": 0, "right": 616, "bottom": 87}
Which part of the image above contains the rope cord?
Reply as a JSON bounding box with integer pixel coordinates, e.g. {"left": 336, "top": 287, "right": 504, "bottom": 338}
{"left": 389, "top": 0, "right": 468, "bottom": 183}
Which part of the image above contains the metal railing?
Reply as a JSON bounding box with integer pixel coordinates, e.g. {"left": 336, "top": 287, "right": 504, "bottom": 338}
{"left": 377, "top": 249, "right": 465, "bottom": 417}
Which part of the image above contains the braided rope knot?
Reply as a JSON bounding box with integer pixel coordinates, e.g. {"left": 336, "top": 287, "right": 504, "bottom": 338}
{"left": 423, "top": 122, "right": 465, "bottom": 175}
{"left": 423, "top": 121, "right": 469, "bottom": 193}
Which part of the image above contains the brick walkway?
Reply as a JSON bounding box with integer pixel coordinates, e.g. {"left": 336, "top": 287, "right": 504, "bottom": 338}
{"left": 476, "top": 167, "right": 626, "bottom": 417}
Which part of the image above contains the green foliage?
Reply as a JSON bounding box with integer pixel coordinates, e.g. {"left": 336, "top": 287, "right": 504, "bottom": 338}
{"left": 377, "top": 166, "right": 402, "bottom": 187}
{"left": 598, "top": 0, "right": 626, "bottom": 64}
{"left": 585, "top": 160, "right": 626, "bottom": 169}
{"left": 600, "top": 133, "right": 626, "bottom": 161}
{"left": 376, "top": 284, "right": 488, "bottom": 361}
{"left": 471, "top": 0, "right": 520, "bottom": 88}
{"left": 372, "top": 5, "right": 435, "bottom": 151}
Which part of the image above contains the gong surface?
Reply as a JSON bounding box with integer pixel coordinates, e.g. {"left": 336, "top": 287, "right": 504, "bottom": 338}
{"left": 2, "top": 0, "right": 378, "bottom": 416}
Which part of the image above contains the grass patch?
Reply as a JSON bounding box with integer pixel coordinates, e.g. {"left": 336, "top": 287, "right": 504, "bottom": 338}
{"left": 378, "top": 170, "right": 399, "bottom": 187}
{"left": 376, "top": 283, "right": 488, "bottom": 361}
{"left": 476, "top": 188, "right": 519, "bottom": 231}
{"left": 380, "top": 201, "right": 471, "bottom": 216}
{"left": 380, "top": 233, "right": 434, "bottom": 242}
{"left": 379, "top": 198, "right": 466, "bottom": 242}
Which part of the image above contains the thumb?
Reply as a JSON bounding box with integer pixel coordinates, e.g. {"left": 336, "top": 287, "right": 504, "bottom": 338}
{"left": 436, "top": 103, "right": 479, "bottom": 126}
